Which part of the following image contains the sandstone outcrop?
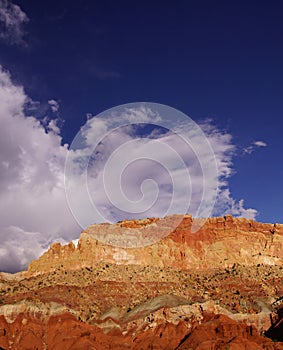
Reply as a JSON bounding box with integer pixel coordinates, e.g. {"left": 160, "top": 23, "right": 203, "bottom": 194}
{"left": 28, "top": 215, "right": 283, "bottom": 276}
{"left": 1, "top": 215, "right": 283, "bottom": 349}
{"left": 0, "top": 304, "right": 282, "bottom": 350}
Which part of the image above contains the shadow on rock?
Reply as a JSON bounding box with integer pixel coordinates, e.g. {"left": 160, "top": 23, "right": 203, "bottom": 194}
{"left": 265, "top": 307, "right": 283, "bottom": 342}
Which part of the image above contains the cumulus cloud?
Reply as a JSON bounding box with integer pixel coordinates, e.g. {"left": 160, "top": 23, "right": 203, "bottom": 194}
{"left": 0, "top": 66, "right": 259, "bottom": 272}
{"left": 213, "top": 189, "right": 258, "bottom": 220}
{"left": 0, "top": 66, "right": 80, "bottom": 272}
{"left": 66, "top": 106, "right": 257, "bottom": 230}
{"left": 0, "top": 0, "right": 29, "bottom": 46}
{"left": 243, "top": 140, "right": 267, "bottom": 154}
{"left": 47, "top": 119, "right": 61, "bottom": 135}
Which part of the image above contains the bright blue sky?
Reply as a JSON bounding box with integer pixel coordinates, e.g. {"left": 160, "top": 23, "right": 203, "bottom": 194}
{"left": 0, "top": 0, "right": 282, "bottom": 266}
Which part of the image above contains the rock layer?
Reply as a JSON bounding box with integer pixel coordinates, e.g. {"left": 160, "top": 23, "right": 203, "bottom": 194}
{"left": 28, "top": 215, "right": 283, "bottom": 275}
{"left": 1, "top": 215, "right": 283, "bottom": 349}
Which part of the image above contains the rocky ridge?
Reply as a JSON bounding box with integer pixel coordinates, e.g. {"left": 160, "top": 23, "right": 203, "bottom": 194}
{"left": 28, "top": 215, "right": 283, "bottom": 275}
{"left": 1, "top": 215, "right": 283, "bottom": 349}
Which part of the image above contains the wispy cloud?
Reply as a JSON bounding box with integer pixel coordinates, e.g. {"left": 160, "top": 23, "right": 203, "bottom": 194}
{"left": 48, "top": 99, "right": 60, "bottom": 113}
{"left": 254, "top": 140, "right": 267, "bottom": 147}
{"left": 0, "top": 0, "right": 29, "bottom": 46}
{"left": 243, "top": 140, "right": 267, "bottom": 154}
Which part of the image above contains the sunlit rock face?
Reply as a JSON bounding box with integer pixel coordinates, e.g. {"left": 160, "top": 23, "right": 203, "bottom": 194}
{"left": 28, "top": 215, "right": 283, "bottom": 276}
{"left": 1, "top": 215, "right": 283, "bottom": 349}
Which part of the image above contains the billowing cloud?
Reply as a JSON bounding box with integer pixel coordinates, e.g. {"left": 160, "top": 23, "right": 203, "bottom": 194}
{"left": 65, "top": 110, "right": 256, "bottom": 229}
{"left": 213, "top": 189, "right": 258, "bottom": 220}
{"left": 0, "top": 0, "right": 29, "bottom": 46}
{"left": 0, "top": 66, "right": 258, "bottom": 272}
{"left": 0, "top": 66, "right": 80, "bottom": 272}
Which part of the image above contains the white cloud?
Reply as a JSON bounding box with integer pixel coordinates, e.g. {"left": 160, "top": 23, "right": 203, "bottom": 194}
{"left": 0, "top": 66, "right": 80, "bottom": 272}
{"left": 213, "top": 188, "right": 258, "bottom": 220}
{"left": 0, "top": 226, "right": 44, "bottom": 273}
{"left": 48, "top": 99, "right": 59, "bottom": 113}
{"left": 243, "top": 140, "right": 267, "bottom": 154}
{"left": 66, "top": 106, "right": 258, "bottom": 229}
{"left": 254, "top": 140, "right": 267, "bottom": 147}
{"left": 0, "top": 0, "right": 29, "bottom": 46}
{"left": 0, "top": 66, "right": 259, "bottom": 272}
{"left": 47, "top": 119, "right": 60, "bottom": 135}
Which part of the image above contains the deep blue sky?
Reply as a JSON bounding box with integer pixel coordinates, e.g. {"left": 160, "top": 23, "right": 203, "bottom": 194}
{"left": 1, "top": 0, "right": 283, "bottom": 223}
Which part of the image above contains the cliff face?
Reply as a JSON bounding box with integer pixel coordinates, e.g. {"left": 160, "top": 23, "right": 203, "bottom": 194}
{"left": 28, "top": 215, "right": 283, "bottom": 276}
{"left": 1, "top": 215, "right": 283, "bottom": 349}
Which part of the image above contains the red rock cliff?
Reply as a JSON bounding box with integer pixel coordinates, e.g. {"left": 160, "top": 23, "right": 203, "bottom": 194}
{"left": 28, "top": 215, "right": 283, "bottom": 276}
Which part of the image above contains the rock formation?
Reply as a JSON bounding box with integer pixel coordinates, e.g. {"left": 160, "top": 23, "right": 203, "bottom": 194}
{"left": 1, "top": 215, "right": 283, "bottom": 349}
{"left": 28, "top": 215, "right": 283, "bottom": 275}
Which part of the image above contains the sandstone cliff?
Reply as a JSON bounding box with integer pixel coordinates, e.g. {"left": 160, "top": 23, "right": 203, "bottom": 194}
{"left": 28, "top": 215, "right": 283, "bottom": 276}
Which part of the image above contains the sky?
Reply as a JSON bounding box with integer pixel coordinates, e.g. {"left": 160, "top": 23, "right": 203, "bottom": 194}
{"left": 0, "top": 0, "right": 282, "bottom": 272}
